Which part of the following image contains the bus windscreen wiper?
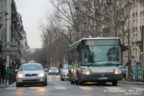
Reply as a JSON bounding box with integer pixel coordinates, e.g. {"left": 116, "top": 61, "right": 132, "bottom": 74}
{"left": 83, "top": 63, "right": 97, "bottom": 66}
{"left": 105, "top": 63, "right": 120, "bottom": 66}
{"left": 95, "top": 60, "right": 108, "bottom": 62}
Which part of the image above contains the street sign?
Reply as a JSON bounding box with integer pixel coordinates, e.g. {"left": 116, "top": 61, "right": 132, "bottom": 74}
{"left": 133, "top": 60, "right": 136, "bottom": 65}
{"left": 4, "top": 52, "right": 18, "bottom": 55}
{"left": 2, "top": 42, "right": 18, "bottom": 46}
{"left": 1, "top": 42, "right": 18, "bottom": 51}
{"left": 1, "top": 50, "right": 10, "bottom": 53}
{"left": 2, "top": 47, "right": 18, "bottom": 51}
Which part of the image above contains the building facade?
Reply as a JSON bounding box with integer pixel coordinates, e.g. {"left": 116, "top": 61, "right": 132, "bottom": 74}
{"left": 123, "top": 2, "right": 144, "bottom": 66}
{"left": 0, "top": 0, "right": 29, "bottom": 68}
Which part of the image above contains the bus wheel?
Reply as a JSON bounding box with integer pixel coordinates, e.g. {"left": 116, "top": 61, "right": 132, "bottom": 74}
{"left": 78, "top": 81, "right": 83, "bottom": 85}
{"left": 112, "top": 81, "right": 117, "bottom": 86}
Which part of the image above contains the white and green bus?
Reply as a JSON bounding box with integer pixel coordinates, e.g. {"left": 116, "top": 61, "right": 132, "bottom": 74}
{"left": 68, "top": 37, "right": 123, "bottom": 85}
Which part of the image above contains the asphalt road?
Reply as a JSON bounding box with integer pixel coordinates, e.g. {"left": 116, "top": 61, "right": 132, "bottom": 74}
{"left": 0, "top": 75, "right": 144, "bottom": 96}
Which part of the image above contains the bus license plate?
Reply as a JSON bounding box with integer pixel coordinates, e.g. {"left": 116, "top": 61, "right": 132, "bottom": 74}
{"left": 98, "top": 77, "right": 107, "bottom": 80}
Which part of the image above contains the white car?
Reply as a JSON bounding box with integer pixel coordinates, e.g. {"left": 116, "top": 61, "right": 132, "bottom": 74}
{"left": 60, "top": 64, "right": 68, "bottom": 81}
{"left": 16, "top": 63, "right": 47, "bottom": 87}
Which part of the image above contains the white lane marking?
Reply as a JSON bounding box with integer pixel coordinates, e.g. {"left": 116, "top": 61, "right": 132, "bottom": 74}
{"left": 104, "top": 87, "right": 125, "bottom": 92}
{"left": 30, "top": 87, "right": 40, "bottom": 89}
{"left": 6, "top": 87, "right": 16, "bottom": 89}
{"left": 131, "top": 87, "right": 144, "bottom": 91}
{"left": 79, "top": 87, "right": 93, "bottom": 90}
{"left": 55, "top": 86, "right": 67, "bottom": 90}
{"left": 104, "top": 86, "right": 122, "bottom": 89}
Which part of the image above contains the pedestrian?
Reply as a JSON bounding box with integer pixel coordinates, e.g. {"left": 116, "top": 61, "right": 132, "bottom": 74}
{"left": 0, "top": 58, "right": 6, "bottom": 85}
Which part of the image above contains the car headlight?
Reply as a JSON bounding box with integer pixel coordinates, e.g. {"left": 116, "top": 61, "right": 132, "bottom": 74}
{"left": 71, "top": 68, "right": 74, "bottom": 72}
{"left": 17, "top": 73, "right": 24, "bottom": 78}
{"left": 38, "top": 73, "right": 45, "bottom": 77}
{"left": 81, "top": 68, "right": 91, "bottom": 75}
{"left": 114, "top": 69, "right": 122, "bottom": 74}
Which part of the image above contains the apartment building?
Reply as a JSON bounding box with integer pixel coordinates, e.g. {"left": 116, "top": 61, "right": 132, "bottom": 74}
{"left": 0, "top": 0, "right": 29, "bottom": 68}
{"left": 123, "top": 2, "right": 144, "bottom": 66}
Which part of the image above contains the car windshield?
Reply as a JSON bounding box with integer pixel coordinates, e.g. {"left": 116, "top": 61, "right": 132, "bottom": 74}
{"left": 50, "top": 67, "right": 58, "bottom": 70}
{"left": 63, "top": 64, "right": 68, "bottom": 70}
{"left": 83, "top": 45, "right": 121, "bottom": 65}
{"left": 21, "top": 64, "right": 43, "bottom": 71}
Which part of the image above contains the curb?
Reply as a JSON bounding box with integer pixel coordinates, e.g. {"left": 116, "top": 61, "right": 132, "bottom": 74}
{"left": 8, "top": 82, "right": 16, "bottom": 87}
{"left": 0, "top": 85, "right": 7, "bottom": 88}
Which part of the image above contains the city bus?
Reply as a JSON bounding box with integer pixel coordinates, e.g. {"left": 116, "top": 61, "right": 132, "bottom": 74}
{"left": 68, "top": 37, "right": 123, "bottom": 86}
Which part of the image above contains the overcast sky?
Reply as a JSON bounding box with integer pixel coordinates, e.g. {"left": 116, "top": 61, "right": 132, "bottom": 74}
{"left": 15, "top": 0, "right": 54, "bottom": 48}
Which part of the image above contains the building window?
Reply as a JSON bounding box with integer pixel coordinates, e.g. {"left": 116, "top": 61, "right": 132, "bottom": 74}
{"left": 133, "top": 13, "right": 135, "bottom": 17}
{"left": 132, "top": 26, "right": 137, "bottom": 32}
{"left": 135, "top": 26, "right": 137, "bottom": 32}
{"left": 140, "top": 11, "right": 144, "bottom": 16}
{"left": 133, "top": 12, "right": 138, "bottom": 18}
{"left": 140, "top": 26, "right": 142, "bottom": 31}
{"left": 132, "top": 27, "right": 135, "bottom": 32}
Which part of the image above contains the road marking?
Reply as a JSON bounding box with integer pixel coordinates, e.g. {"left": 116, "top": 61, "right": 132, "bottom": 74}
{"left": 104, "top": 87, "right": 125, "bottom": 92}
{"left": 131, "top": 87, "right": 144, "bottom": 91}
{"left": 79, "top": 87, "right": 93, "bottom": 90}
{"left": 6, "top": 87, "right": 16, "bottom": 90}
{"left": 30, "top": 87, "right": 40, "bottom": 89}
{"left": 55, "top": 86, "right": 67, "bottom": 90}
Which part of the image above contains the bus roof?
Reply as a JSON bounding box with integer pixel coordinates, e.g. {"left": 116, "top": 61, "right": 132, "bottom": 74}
{"left": 69, "top": 37, "right": 120, "bottom": 48}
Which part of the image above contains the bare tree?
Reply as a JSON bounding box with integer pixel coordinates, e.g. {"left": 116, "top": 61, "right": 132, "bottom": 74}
{"left": 40, "top": 15, "right": 69, "bottom": 67}
{"left": 38, "top": 0, "right": 135, "bottom": 70}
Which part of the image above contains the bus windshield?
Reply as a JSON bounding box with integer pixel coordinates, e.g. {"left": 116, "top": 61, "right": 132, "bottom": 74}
{"left": 83, "top": 45, "right": 121, "bottom": 65}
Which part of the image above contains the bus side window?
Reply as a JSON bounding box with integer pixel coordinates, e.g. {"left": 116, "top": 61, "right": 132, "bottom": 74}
{"left": 84, "top": 50, "right": 87, "bottom": 58}
{"left": 83, "top": 49, "right": 88, "bottom": 63}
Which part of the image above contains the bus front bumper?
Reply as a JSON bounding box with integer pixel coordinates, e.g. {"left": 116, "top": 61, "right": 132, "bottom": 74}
{"left": 80, "top": 73, "right": 123, "bottom": 82}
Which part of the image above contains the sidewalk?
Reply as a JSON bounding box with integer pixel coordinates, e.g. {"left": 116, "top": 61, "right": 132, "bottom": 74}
{"left": 0, "top": 80, "right": 10, "bottom": 88}
{"left": 119, "top": 80, "right": 144, "bottom": 85}
{"left": 0, "top": 83, "right": 7, "bottom": 88}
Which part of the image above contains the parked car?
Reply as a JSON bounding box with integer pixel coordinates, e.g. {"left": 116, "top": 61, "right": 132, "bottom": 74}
{"left": 16, "top": 63, "right": 47, "bottom": 87}
{"left": 48, "top": 67, "right": 59, "bottom": 75}
{"left": 60, "top": 64, "right": 68, "bottom": 81}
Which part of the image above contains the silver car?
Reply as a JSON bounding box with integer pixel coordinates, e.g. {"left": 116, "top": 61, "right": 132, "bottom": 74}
{"left": 16, "top": 63, "right": 47, "bottom": 87}
{"left": 60, "top": 64, "right": 68, "bottom": 81}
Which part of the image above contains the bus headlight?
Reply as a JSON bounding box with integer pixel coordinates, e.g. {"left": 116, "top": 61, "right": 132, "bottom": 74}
{"left": 82, "top": 68, "right": 91, "bottom": 75}
{"left": 17, "top": 73, "right": 24, "bottom": 78}
{"left": 114, "top": 69, "right": 122, "bottom": 74}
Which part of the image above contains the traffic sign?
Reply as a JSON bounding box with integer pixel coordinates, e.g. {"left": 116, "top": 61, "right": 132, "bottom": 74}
{"left": 133, "top": 60, "right": 136, "bottom": 65}
{"left": 2, "top": 47, "right": 18, "bottom": 51}
{"left": 1, "top": 42, "right": 18, "bottom": 51}
{"left": 2, "top": 42, "right": 18, "bottom": 46}
{"left": 4, "top": 52, "right": 18, "bottom": 55}
{"left": 1, "top": 50, "right": 10, "bottom": 53}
